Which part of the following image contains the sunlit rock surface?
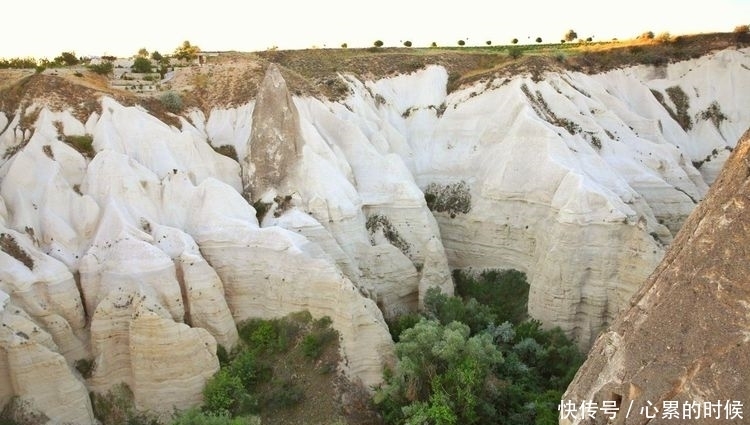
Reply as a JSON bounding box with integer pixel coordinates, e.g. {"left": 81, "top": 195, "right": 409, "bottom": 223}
{"left": 561, "top": 128, "right": 750, "bottom": 425}
{"left": 0, "top": 47, "right": 748, "bottom": 422}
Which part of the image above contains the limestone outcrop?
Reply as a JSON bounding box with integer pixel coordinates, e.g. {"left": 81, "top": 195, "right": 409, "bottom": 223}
{"left": 561, "top": 128, "right": 750, "bottom": 425}
{"left": 245, "top": 63, "right": 304, "bottom": 198}
{"left": 0, "top": 47, "right": 748, "bottom": 423}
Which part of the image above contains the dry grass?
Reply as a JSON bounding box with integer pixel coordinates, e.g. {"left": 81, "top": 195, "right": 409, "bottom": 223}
{"left": 0, "top": 32, "right": 744, "bottom": 118}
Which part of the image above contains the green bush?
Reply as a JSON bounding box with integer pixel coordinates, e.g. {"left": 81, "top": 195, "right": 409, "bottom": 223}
{"left": 263, "top": 380, "right": 304, "bottom": 409}
{"left": 453, "top": 269, "right": 530, "bottom": 324}
{"left": 159, "top": 91, "right": 183, "bottom": 113}
{"left": 457, "top": 40, "right": 466, "bottom": 46}
{"left": 91, "top": 384, "right": 159, "bottom": 425}
{"left": 511, "top": 38, "right": 519, "bottom": 44}
{"left": 508, "top": 46, "right": 522, "bottom": 59}
{"left": 373, "top": 40, "right": 384, "bottom": 47}
{"left": 132, "top": 57, "right": 153, "bottom": 73}
{"left": 203, "top": 369, "right": 246, "bottom": 415}
{"left": 88, "top": 61, "right": 113, "bottom": 75}
{"left": 376, "top": 273, "right": 583, "bottom": 425}
{"left": 63, "top": 134, "right": 95, "bottom": 158}
{"left": 403, "top": 40, "right": 412, "bottom": 47}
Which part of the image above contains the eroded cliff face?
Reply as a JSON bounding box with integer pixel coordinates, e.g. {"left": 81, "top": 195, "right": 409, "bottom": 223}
{"left": 561, "top": 128, "right": 750, "bottom": 425}
{"left": 0, "top": 47, "right": 748, "bottom": 422}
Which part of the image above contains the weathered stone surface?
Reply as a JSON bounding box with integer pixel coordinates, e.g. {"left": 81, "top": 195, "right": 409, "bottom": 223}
{"left": 561, "top": 129, "right": 750, "bottom": 425}
{"left": 0, "top": 298, "right": 94, "bottom": 424}
{"left": 245, "top": 63, "right": 303, "bottom": 198}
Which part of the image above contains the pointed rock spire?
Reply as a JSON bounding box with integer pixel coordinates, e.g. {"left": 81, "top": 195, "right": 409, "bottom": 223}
{"left": 244, "top": 63, "right": 303, "bottom": 199}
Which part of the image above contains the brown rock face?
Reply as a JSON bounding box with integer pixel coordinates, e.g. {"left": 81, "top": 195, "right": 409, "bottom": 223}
{"left": 562, "top": 129, "right": 750, "bottom": 425}
{"left": 244, "top": 63, "right": 303, "bottom": 199}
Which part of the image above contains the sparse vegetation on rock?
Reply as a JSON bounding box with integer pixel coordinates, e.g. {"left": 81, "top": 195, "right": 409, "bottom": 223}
{"left": 0, "top": 233, "right": 34, "bottom": 269}
{"left": 424, "top": 180, "right": 472, "bottom": 217}
{"left": 88, "top": 61, "right": 113, "bottom": 75}
{"left": 191, "top": 313, "right": 341, "bottom": 423}
{"left": 698, "top": 101, "right": 728, "bottom": 130}
{"left": 63, "top": 134, "right": 95, "bottom": 158}
{"left": 366, "top": 214, "right": 411, "bottom": 255}
{"left": 159, "top": 91, "right": 183, "bottom": 113}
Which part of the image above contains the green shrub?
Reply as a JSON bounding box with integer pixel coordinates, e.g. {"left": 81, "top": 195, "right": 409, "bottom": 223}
{"left": 263, "top": 380, "right": 304, "bottom": 409}
{"left": 453, "top": 269, "right": 530, "bottom": 325}
{"left": 203, "top": 369, "right": 246, "bottom": 415}
{"left": 131, "top": 57, "right": 153, "bottom": 73}
{"left": 403, "top": 40, "right": 412, "bottom": 47}
{"left": 159, "top": 91, "right": 183, "bottom": 113}
{"left": 91, "top": 384, "right": 159, "bottom": 425}
{"left": 88, "top": 61, "right": 113, "bottom": 75}
{"left": 301, "top": 317, "right": 337, "bottom": 359}
{"left": 373, "top": 40, "right": 384, "bottom": 47}
{"left": 340, "top": 43, "right": 348, "bottom": 48}
{"left": 376, "top": 289, "right": 583, "bottom": 425}
{"left": 457, "top": 40, "right": 466, "bottom": 46}
{"left": 535, "top": 37, "right": 543, "bottom": 43}
{"left": 508, "top": 46, "right": 522, "bottom": 59}
{"left": 511, "top": 38, "right": 519, "bottom": 44}
{"left": 63, "top": 134, "right": 95, "bottom": 158}
{"left": 229, "top": 351, "right": 268, "bottom": 390}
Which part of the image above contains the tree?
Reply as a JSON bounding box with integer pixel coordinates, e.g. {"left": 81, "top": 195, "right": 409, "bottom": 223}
{"left": 511, "top": 38, "right": 519, "bottom": 44}
{"left": 403, "top": 40, "right": 412, "bottom": 47}
{"left": 137, "top": 47, "right": 149, "bottom": 58}
{"left": 431, "top": 41, "right": 438, "bottom": 47}
{"left": 340, "top": 43, "right": 348, "bottom": 48}
{"left": 131, "top": 57, "right": 153, "bottom": 73}
{"left": 174, "top": 40, "right": 200, "bottom": 61}
{"left": 457, "top": 40, "right": 466, "bottom": 46}
{"left": 564, "top": 29, "right": 578, "bottom": 42}
{"left": 151, "top": 51, "right": 163, "bottom": 61}
{"left": 734, "top": 24, "right": 749, "bottom": 33}
{"left": 373, "top": 40, "right": 384, "bottom": 47}
{"left": 535, "top": 37, "right": 542, "bottom": 43}
{"left": 485, "top": 40, "right": 492, "bottom": 46}
{"left": 376, "top": 319, "right": 503, "bottom": 425}
{"left": 55, "top": 51, "right": 79, "bottom": 66}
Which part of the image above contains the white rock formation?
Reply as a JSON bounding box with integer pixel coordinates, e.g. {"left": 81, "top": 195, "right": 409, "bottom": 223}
{"left": 0, "top": 47, "right": 748, "bottom": 422}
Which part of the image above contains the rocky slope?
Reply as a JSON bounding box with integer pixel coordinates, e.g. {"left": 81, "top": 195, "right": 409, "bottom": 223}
{"left": 0, "top": 44, "right": 748, "bottom": 422}
{"left": 561, "top": 128, "right": 750, "bottom": 425}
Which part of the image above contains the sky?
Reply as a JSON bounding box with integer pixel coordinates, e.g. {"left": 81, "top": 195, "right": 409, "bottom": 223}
{"left": 2, "top": 0, "right": 749, "bottom": 59}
